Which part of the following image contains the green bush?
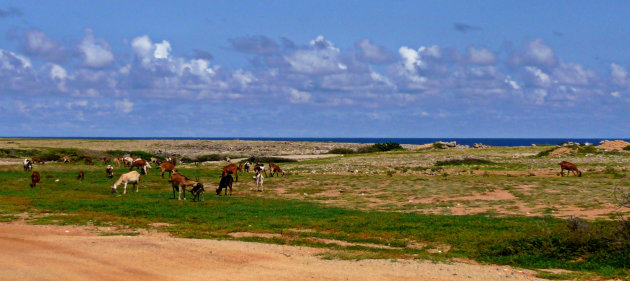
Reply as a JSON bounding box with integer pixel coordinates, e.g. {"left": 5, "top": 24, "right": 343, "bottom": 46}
{"left": 245, "top": 156, "right": 297, "bottom": 163}
{"left": 435, "top": 158, "right": 493, "bottom": 166}
{"left": 357, "top": 142, "right": 403, "bottom": 153}
{"left": 536, "top": 147, "right": 556, "bottom": 157}
{"left": 328, "top": 148, "right": 356, "bottom": 154}
{"left": 432, "top": 142, "right": 446, "bottom": 149}
{"left": 624, "top": 145, "right": 630, "bottom": 151}
{"left": 0, "top": 148, "right": 38, "bottom": 158}
{"left": 36, "top": 148, "right": 86, "bottom": 161}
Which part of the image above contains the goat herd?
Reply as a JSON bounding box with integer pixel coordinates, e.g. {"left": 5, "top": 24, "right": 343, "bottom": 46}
{"left": 21, "top": 155, "right": 286, "bottom": 202}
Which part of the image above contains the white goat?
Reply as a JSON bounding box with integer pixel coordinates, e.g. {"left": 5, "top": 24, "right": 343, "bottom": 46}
{"left": 23, "top": 159, "right": 33, "bottom": 171}
{"left": 255, "top": 171, "right": 264, "bottom": 192}
{"left": 111, "top": 171, "right": 141, "bottom": 194}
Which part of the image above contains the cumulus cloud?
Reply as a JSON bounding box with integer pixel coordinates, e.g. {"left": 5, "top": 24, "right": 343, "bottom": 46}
{"left": 79, "top": 29, "right": 114, "bottom": 68}
{"left": 115, "top": 99, "right": 133, "bottom": 113}
{"left": 284, "top": 35, "right": 347, "bottom": 74}
{"left": 510, "top": 39, "right": 557, "bottom": 67}
{"left": 21, "top": 29, "right": 67, "bottom": 61}
{"left": 355, "top": 39, "right": 394, "bottom": 64}
{"left": 288, "top": 88, "right": 311, "bottom": 103}
{"left": 611, "top": 63, "right": 629, "bottom": 87}
{"left": 229, "top": 35, "right": 279, "bottom": 55}
{"left": 525, "top": 66, "right": 552, "bottom": 88}
{"left": 466, "top": 47, "right": 496, "bottom": 65}
{"left": 552, "top": 63, "right": 597, "bottom": 85}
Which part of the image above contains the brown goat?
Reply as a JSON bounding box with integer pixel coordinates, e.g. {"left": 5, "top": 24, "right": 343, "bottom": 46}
{"left": 31, "top": 157, "right": 45, "bottom": 164}
{"left": 84, "top": 157, "right": 94, "bottom": 165}
{"left": 269, "top": 163, "right": 284, "bottom": 177}
{"left": 160, "top": 161, "right": 177, "bottom": 178}
{"left": 77, "top": 171, "right": 85, "bottom": 181}
{"left": 103, "top": 157, "right": 111, "bottom": 164}
{"left": 30, "top": 171, "right": 40, "bottom": 188}
{"left": 129, "top": 159, "right": 150, "bottom": 174}
{"left": 222, "top": 163, "right": 242, "bottom": 182}
{"left": 170, "top": 172, "right": 204, "bottom": 201}
{"left": 559, "top": 161, "right": 582, "bottom": 177}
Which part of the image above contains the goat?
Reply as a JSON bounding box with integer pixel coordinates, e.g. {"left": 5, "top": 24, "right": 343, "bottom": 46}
{"left": 84, "top": 157, "right": 94, "bottom": 165}
{"left": 243, "top": 161, "right": 251, "bottom": 173}
{"left": 31, "top": 157, "right": 45, "bottom": 164}
{"left": 61, "top": 156, "right": 73, "bottom": 163}
{"left": 77, "top": 171, "right": 85, "bottom": 181}
{"left": 113, "top": 158, "right": 121, "bottom": 166}
{"left": 255, "top": 171, "right": 264, "bottom": 192}
{"left": 170, "top": 172, "right": 204, "bottom": 201}
{"left": 150, "top": 157, "right": 161, "bottom": 165}
{"left": 30, "top": 171, "right": 40, "bottom": 188}
{"left": 111, "top": 171, "right": 141, "bottom": 194}
{"left": 122, "top": 156, "right": 134, "bottom": 166}
{"left": 269, "top": 163, "right": 284, "bottom": 177}
{"left": 216, "top": 172, "right": 234, "bottom": 196}
{"left": 129, "top": 159, "right": 151, "bottom": 175}
{"left": 222, "top": 163, "right": 243, "bottom": 182}
{"left": 166, "top": 157, "right": 177, "bottom": 166}
{"left": 160, "top": 161, "right": 177, "bottom": 178}
{"left": 253, "top": 163, "right": 267, "bottom": 177}
{"left": 103, "top": 157, "right": 111, "bottom": 164}
{"left": 23, "top": 159, "right": 33, "bottom": 171}
{"left": 106, "top": 165, "right": 114, "bottom": 178}
{"left": 559, "top": 161, "right": 582, "bottom": 177}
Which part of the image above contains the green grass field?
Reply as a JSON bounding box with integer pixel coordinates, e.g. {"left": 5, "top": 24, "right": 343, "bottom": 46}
{"left": 1, "top": 143, "right": 629, "bottom": 279}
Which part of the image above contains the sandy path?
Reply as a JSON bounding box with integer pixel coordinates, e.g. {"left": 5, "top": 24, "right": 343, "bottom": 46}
{"left": 0, "top": 222, "right": 543, "bottom": 281}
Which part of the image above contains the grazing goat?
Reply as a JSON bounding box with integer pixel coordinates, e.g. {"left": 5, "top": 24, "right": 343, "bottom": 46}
{"left": 269, "top": 163, "right": 284, "bottom": 177}
{"left": 255, "top": 171, "right": 264, "bottom": 192}
{"left": 113, "top": 158, "right": 121, "bottom": 166}
{"left": 222, "top": 163, "right": 243, "bottom": 182}
{"left": 84, "top": 157, "right": 94, "bottom": 165}
{"left": 559, "top": 161, "right": 582, "bottom": 177}
{"left": 103, "top": 157, "right": 111, "bottom": 164}
{"left": 166, "top": 157, "right": 177, "bottom": 166}
{"left": 253, "top": 163, "right": 267, "bottom": 177}
{"left": 23, "top": 159, "right": 32, "bottom": 171}
{"left": 30, "top": 171, "right": 40, "bottom": 188}
{"left": 150, "top": 157, "right": 161, "bottom": 165}
{"left": 77, "top": 171, "right": 85, "bottom": 181}
{"left": 31, "top": 157, "right": 45, "bottom": 164}
{"left": 106, "top": 165, "right": 114, "bottom": 178}
{"left": 160, "top": 161, "right": 177, "bottom": 178}
{"left": 122, "top": 157, "right": 134, "bottom": 166}
{"left": 170, "top": 172, "right": 204, "bottom": 201}
{"left": 216, "top": 173, "right": 234, "bottom": 196}
{"left": 61, "top": 156, "right": 73, "bottom": 163}
{"left": 129, "top": 159, "right": 151, "bottom": 175}
{"left": 112, "top": 171, "right": 141, "bottom": 194}
{"left": 243, "top": 162, "right": 251, "bottom": 173}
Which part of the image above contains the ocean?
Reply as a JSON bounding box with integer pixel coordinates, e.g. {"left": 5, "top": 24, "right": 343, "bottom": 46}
{"left": 8, "top": 137, "right": 630, "bottom": 147}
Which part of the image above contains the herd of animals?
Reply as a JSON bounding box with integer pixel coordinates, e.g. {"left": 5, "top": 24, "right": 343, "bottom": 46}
{"left": 21, "top": 155, "right": 286, "bottom": 202}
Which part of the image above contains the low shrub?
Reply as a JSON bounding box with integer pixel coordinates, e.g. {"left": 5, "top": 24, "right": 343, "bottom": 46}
{"left": 36, "top": 148, "right": 86, "bottom": 161}
{"left": 0, "top": 148, "right": 38, "bottom": 158}
{"left": 328, "top": 148, "right": 356, "bottom": 154}
{"left": 245, "top": 156, "right": 297, "bottom": 163}
{"left": 432, "top": 142, "right": 446, "bottom": 149}
{"left": 435, "top": 158, "right": 493, "bottom": 166}
{"left": 624, "top": 145, "right": 630, "bottom": 151}
{"left": 357, "top": 142, "right": 403, "bottom": 153}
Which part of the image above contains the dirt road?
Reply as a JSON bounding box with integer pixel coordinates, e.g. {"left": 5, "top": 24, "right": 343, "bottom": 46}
{"left": 0, "top": 221, "right": 543, "bottom": 281}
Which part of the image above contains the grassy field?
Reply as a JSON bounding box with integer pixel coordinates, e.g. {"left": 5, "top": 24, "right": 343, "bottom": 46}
{"left": 1, "top": 141, "right": 629, "bottom": 279}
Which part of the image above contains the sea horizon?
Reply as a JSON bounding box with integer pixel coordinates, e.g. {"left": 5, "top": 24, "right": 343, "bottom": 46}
{"left": 2, "top": 137, "right": 628, "bottom": 147}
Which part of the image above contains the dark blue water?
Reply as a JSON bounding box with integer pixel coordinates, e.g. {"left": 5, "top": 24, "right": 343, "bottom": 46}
{"left": 7, "top": 137, "right": 629, "bottom": 147}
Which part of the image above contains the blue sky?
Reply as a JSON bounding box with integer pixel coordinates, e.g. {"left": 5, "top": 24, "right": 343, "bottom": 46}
{"left": 1, "top": 1, "right": 629, "bottom": 137}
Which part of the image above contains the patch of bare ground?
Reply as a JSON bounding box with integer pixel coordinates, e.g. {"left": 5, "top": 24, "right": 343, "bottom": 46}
{"left": 415, "top": 189, "right": 516, "bottom": 204}
{"left": 229, "top": 232, "right": 283, "bottom": 239}
{"left": 598, "top": 139, "right": 630, "bottom": 151}
{"left": 0, "top": 221, "right": 547, "bottom": 281}
{"left": 304, "top": 237, "right": 398, "bottom": 249}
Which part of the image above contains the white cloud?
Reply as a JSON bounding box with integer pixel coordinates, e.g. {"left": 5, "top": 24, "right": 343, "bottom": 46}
{"left": 525, "top": 66, "right": 552, "bottom": 88}
{"left": 611, "top": 91, "right": 621, "bottom": 97}
{"left": 24, "top": 29, "right": 63, "bottom": 58}
{"left": 467, "top": 47, "right": 496, "bottom": 65}
{"left": 0, "top": 49, "right": 32, "bottom": 70}
{"left": 355, "top": 39, "right": 393, "bottom": 64}
{"left": 398, "top": 45, "right": 441, "bottom": 72}
{"left": 284, "top": 35, "right": 346, "bottom": 74}
{"left": 552, "top": 63, "right": 596, "bottom": 85}
{"left": 131, "top": 35, "right": 154, "bottom": 64}
{"left": 511, "top": 39, "right": 557, "bottom": 66}
{"left": 79, "top": 29, "right": 114, "bottom": 68}
{"left": 611, "top": 63, "right": 629, "bottom": 87}
{"left": 154, "top": 40, "right": 171, "bottom": 59}
{"left": 50, "top": 64, "right": 67, "bottom": 80}
{"left": 115, "top": 99, "right": 133, "bottom": 113}
{"left": 288, "top": 88, "right": 311, "bottom": 103}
